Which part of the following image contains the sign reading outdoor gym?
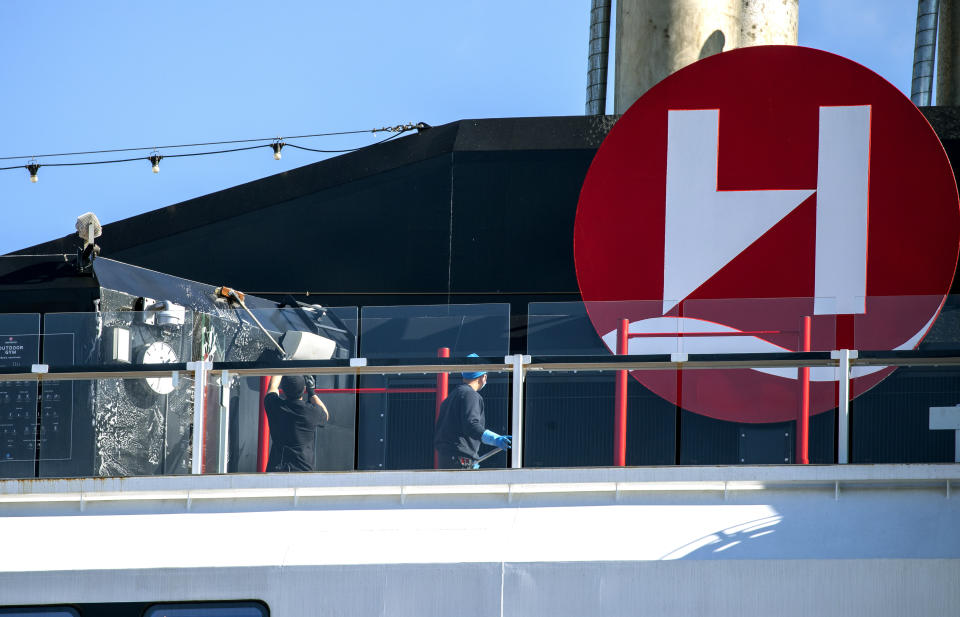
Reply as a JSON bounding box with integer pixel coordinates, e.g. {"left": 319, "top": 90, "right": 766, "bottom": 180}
{"left": 574, "top": 46, "right": 960, "bottom": 423}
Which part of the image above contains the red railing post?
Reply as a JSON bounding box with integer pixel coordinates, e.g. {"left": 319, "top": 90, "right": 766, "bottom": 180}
{"left": 435, "top": 347, "right": 450, "bottom": 469}
{"left": 256, "top": 376, "right": 270, "bottom": 472}
{"left": 614, "top": 318, "right": 629, "bottom": 467}
{"left": 798, "top": 316, "right": 812, "bottom": 464}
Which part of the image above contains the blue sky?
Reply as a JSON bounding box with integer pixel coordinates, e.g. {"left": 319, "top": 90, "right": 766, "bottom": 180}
{"left": 0, "top": 1, "right": 919, "bottom": 255}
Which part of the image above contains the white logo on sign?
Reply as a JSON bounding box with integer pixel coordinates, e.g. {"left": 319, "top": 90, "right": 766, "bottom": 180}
{"left": 662, "top": 106, "right": 871, "bottom": 316}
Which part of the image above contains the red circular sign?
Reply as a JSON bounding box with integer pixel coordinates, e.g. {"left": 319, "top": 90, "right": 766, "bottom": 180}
{"left": 574, "top": 46, "right": 960, "bottom": 423}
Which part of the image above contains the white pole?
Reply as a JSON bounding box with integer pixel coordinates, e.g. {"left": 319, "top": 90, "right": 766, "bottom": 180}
{"left": 509, "top": 354, "right": 529, "bottom": 469}
{"left": 218, "top": 370, "right": 230, "bottom": 474}
{"left": 834, "top": 349, "right": 855, "bottom": 464}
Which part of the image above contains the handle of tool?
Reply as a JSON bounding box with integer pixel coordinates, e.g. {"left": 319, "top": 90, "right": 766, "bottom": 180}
{"left": 233, "top": 294, "right": 285, "bottom": 357}
{"left": 476, "top": 447, "right": 505, "bottom": 464}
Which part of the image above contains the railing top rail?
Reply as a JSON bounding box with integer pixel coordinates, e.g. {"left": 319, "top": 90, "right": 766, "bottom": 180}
{"left": 1, "top": 349, "right": 959, "bottom": 382}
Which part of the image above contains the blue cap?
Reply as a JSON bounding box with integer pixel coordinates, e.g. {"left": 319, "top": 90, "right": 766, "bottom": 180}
{"left": 462, "top": 353, "right": 486, "bottom": 380}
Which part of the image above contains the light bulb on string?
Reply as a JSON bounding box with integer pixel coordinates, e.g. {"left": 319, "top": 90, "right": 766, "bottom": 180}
{"left": 26, "top": 160, "right": 40, "bottom": 183}
{"left": 0, "top": 121, "right": 432, "bottom": 182}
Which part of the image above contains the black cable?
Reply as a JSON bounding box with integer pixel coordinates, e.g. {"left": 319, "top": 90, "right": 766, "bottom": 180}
{"left": 37, "top": 155, "right": 157, "bottom": 167}
{"left": 284, "top": 130, "right": 408, "bottom": 153}
{"left": 160, "top": 144, "right": 267, "bottom": 159}
{"left": 0, "top": 127, "right": 397, "bottom": 161}
{"left": 34, "top": 145, "right": 265, "bottom": 167}
{"left": 0, "top": 130, "right": 413, "bottom": 173}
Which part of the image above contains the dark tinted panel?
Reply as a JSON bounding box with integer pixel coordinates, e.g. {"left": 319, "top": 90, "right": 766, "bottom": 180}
{"left": 143, "top": 602, "right": 267, "bottom": 617}
{"left": 0, "top": 608, "right": 79, "bottom": 617}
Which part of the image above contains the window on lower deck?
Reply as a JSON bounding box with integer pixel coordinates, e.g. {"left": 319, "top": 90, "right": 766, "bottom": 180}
{"left": 142, "top": 602, "right": 267, "bottom": 617}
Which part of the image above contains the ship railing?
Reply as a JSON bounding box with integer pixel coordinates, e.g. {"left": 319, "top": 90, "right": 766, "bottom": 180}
{"left": 2, "top": 349, "right": 960, "bottom": 475}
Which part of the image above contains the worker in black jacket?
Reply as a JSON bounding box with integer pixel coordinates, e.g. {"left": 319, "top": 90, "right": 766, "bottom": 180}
{"left": 434, "top": 354, "right": 511, "bottom": 469}
{"left": 263, "top": 374, "right": 329, "bottom": 472}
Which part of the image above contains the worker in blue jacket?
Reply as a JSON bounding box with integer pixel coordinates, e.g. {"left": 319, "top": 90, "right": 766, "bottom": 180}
{"left": 434, "top": 353, "right": 511, "bottom": 469}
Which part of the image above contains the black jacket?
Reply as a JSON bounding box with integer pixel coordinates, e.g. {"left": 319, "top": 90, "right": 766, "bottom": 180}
{"left": 263, "top": 392, "right": 326, "bottom": 471}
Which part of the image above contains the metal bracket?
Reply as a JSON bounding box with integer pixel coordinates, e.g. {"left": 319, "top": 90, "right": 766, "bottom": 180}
{"left": 830, "top": 349, "right": 859, "bottom": 360}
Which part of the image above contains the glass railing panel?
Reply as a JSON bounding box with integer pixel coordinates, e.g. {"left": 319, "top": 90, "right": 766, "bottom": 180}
{"left": 523, "top": 369, "right": 676, "bottom": 467}
{"left": 0, "top": 378, "right": 40, "bottom": 478}
{"left": 0, "top": 314, "right": 41, "bottom": 364}
{"left": 678, "top": 297, "right": 837, "bottom": 354}
{"left": 525, "top": 299, "right": 839, "bottom": 466}
{"left": 37, "top": 333, "right": 86, "bottom": 476}
{"left": 527, "top": 301, "right": 678, "bottom": 468}
{"left": 199, "top": 306, "right": 358, "bottom": 473}
{"left": 216, "top": 369, "right": 357, "bottom": 473}
{"left": 204, "top": 306, "right": 358, "bottom": 362}
{"left": 527, "top": 300, "right": 678, "bottom": 356}
{"left": 851, "top": 294, "right": 954, "bottom": 351}
{"left": 357, "top": 304, "right": 510, "bottom": 470}
{"left": 524, "top": 361, "right": 836, "bottom": 467}
{"left": 849, "top": 364, "right": 958, "bottom": 463}
{"left": 675, "top": 361, "right": 837, "bottom": 465}
{"left": 848, "top": 294, "right": 960, "bottom": 463}
{"left": 529, "top": 297, "right": 841, "bottom": 355}
{"left": 525, "top": 301, "right": 678, "bottom": 467}
{"left": 356, "top": 368, "right": 512, "bottom": 471}
{"left": 526, "top": 302, "right": 610, "bottom": 355}
{"left": 360, "top": 304, "right": 510, "bottom": 359}
{"left": 29, "top": 372, "right": 194, "bottom": 478}
{"left": 42, "top": 310, "right": 196, "bottom": 367}
{"left": 530, "top": 372, "right": 837, "bottom": 466}
{"left": 0, "top": 314, "right": 40, "bottom": 478}
{"left": 40, "top": 311, "right": 196, "bottom": 477}
{"left": 673, "top": 298, "right": 838, "bottom": 464}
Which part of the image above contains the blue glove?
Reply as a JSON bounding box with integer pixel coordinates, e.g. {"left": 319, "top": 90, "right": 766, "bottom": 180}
{"left": 482, "top": 429, "right": 512, "bottom": 451}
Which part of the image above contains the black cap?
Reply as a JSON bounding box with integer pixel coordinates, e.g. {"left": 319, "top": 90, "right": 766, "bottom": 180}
{"left": 280, "top": 375, "right": 306, "bottom": 398}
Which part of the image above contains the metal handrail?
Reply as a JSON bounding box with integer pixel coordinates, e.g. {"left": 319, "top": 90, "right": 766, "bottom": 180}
{"left": 3, "top": 349, "right": 960, "bottom": 382}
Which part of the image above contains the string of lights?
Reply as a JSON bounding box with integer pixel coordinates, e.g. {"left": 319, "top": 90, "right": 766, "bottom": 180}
{"left": 0, "top": 122, "right": 429, "bottom": 182}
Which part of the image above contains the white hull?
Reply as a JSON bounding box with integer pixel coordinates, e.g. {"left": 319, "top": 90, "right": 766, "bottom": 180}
{"left": 1, "top": 465, "right": 958, "bottom": 616}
